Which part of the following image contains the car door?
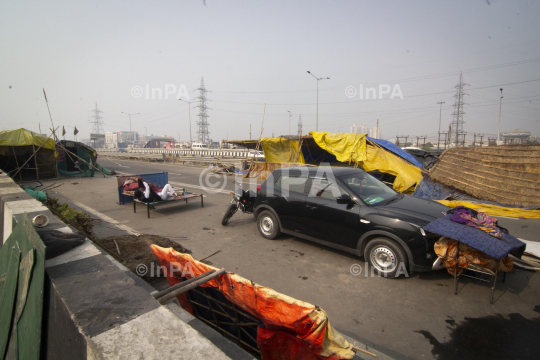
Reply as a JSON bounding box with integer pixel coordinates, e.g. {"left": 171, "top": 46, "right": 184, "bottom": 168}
{"left": 270, "top": 172, "right": 309, "bottom": 234}
{"left": 303, "top": 177, "right": 361, "bottom": 249}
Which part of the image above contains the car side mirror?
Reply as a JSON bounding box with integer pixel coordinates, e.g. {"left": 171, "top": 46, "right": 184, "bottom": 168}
{"left": 337, "top": 194, "right": 353, "bottom": 205}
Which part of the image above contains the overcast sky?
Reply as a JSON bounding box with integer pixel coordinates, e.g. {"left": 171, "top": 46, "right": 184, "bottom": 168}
{"left": 1, "top": 0, "right": 539, "bottom": 143}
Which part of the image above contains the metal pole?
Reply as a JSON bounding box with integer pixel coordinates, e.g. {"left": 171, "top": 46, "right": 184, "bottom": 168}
{"left": 307, "top": 71, "right": 329, "bottom": 133}
{"left": 288, "top": 110, "right": 292, "bottom": 135}
{"left": 188, "top": 103, "right": 192, "bottom": 145}
{"left": 179, "top": 99, "right": 193, "bottom": 145}
{"left": 316, "top": 79, "right": 319, "bottom": 132}
{"left": 497, "top": 88, "right": 503, "bottom": 143}
{"left": 437, "top": 102, "right": 445, "bottom": 151}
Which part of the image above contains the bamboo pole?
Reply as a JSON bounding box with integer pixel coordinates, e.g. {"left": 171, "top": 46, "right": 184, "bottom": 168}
{"left": 352, "top": 346, "right": 377, "bottom": 357}
{"left": 293, "top": 124, "right": 303, "bottom": 164}
{"left": 55, "top": 141, "right": 110, "bottom": 177}
{"left": 11, "top": 146, "right": 22, "bottom": 181}
{"left": 11, "top": 127, "right": 59, "bottom": 181}
{"left": 247, "top": 104, "right": 266, "bottom": 178}
{"left": 33, "top": 145, "right": 40, "bottom": 180}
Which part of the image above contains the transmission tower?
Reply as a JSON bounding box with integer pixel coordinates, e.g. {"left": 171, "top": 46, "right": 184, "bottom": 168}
{"left": 89, "top": 102, "right": 105, "bottom": 134}
{"left": 194, "top": 77, "right": 211, "bottom": 144}
{"left": 450, "top": 72, "right": 468, "bottom": 147}
{"left": 297, "top": 115, "right": 302, "bottom": 137}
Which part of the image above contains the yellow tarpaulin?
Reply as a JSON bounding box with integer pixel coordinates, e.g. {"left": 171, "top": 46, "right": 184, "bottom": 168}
{"left": 0, "top": 128, "right": 55, "bottom": 151}
{"left": 261, "top": 137, "right": 305, "bottom": 164}
{"left": 310, "top": 131, "right": 422, "bottom": 193}
{"left": 437, "top": 200, "right": 540, "bottom": 219}
{"left": 309, "top": 131, "right": 367, "bottom": 163}
{"left": 360, "top": 145, "right": 423, "bottom": 193}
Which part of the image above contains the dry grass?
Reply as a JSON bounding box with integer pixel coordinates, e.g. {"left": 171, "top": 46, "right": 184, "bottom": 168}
{"left": 429, "top": 145, "right": 540, "bottom": 206}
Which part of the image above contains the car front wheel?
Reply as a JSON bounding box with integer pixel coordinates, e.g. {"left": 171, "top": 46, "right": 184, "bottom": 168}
{"left": 365, "top": 237, "right": 408, "bottom": 279}
{"left": 256, "top": 210, "right": 281, "bottom": 239}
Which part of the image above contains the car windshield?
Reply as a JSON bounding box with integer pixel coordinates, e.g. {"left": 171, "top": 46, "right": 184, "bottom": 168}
{"left": 339, "top": 172, "right": 397, "bottom": 205}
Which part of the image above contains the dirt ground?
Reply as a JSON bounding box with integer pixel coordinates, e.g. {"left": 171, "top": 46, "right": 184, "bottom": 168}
{"left": 97, "top": 234, "right": 191, "bottom": 285}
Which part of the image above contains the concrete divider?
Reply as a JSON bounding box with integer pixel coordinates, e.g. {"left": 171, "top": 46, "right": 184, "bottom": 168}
{"left": 0, "top": 171, "right": 254, "bottom": 360}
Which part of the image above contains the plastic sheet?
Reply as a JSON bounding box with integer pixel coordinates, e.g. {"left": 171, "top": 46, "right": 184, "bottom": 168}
{"left": 309, "top": 131, "right": 367, "bottom": 163}
{"left": 261, "top": 137, "right": 305, "bottom": 163}
{"left": 437, "top": 200, "right": 540, "bottom": 219}
{"left": 367, "top": 137, "right": 423, "bottom": 168}
{"left": 0, "top": 128, "right": 55, "bottom": 150}
{"left": 310, "top": 132, "right": 422, "bottom": 193}
{"left": 24, "top": 187, "right": 47, "bottom": 203}
{"left": 150, "top": 246, "right": 355, "bottom": 360}
{"left": 360, "top": 145, "right": 423, "bottom": 193}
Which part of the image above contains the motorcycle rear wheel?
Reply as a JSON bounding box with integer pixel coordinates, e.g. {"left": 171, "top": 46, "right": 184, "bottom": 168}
{"left": 221, "top": 204, "right": 238, "bottom": 226}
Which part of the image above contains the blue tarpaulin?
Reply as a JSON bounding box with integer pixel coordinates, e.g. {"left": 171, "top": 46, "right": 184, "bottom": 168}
{"left": 424, "top": 216, "right": 526, "bottom": 260}
{"left": 367, "top": 137, "right": 423, "bottom": 168}
{"left": 413, "top": 176, "right": 470, "bottom": 201}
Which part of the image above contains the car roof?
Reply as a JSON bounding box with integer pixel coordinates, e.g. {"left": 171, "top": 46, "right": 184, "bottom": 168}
{"left": 273, "top": 166, "right": 365, "bottom": 177}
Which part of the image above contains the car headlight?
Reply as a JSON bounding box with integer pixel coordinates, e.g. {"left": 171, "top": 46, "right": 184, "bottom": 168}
{"left": 409, "top": 223, "right": 426, "bottom": 236}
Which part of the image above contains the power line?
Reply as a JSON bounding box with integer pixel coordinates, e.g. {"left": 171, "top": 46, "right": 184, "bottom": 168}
{"left": 210, "top": 58, "right": 540, "bottom": 95}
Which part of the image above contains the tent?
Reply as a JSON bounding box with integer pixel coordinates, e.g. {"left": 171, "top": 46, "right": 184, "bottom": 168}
{"left": 0, "top": 129, "right": 56, "bottom": 181}
{"left": 56, "top": 140, "right": 114, "bottom": 178}
{"left": 224, "top": 132, "right": 423, "bottom": 193}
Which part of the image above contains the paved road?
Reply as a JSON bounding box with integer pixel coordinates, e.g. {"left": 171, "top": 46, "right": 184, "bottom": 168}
{"left": 56, "top": 157, "right": 540, "bottom": 359}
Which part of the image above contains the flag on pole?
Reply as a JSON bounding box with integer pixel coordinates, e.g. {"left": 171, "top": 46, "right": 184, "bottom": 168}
{"left": 62, "top": 126, "right": 66, "bottom": 136}
{"left": 74, "top": 127, "right": 79, "bottom": 136}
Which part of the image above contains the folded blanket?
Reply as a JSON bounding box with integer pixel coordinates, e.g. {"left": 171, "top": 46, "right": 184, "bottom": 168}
{"left": 424, "top": 216, "right": 526, "bottom": 260}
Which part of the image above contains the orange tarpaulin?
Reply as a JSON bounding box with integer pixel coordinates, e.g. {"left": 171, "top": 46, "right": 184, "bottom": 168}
{"left": 150, "top": 245, "right": 355, "bottom": 360}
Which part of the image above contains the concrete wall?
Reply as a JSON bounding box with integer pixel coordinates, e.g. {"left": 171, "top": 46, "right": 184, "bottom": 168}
{"left": 0, "top": 171, "right": 252, "bottom": 360}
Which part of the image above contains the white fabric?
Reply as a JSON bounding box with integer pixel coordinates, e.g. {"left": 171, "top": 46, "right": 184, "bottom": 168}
{"left": 143, "top": 182, "right": 151, "bottom": 198}
{"left": 157, "top": 184, "right": 176, "bottom": 200}
{"left": 143, "top": 182, "right": 176, "bottom": 200}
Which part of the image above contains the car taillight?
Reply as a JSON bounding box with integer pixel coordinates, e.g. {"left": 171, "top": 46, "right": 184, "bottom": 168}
{"left": 257, "top": 185, "right": 262, "bottom": 192}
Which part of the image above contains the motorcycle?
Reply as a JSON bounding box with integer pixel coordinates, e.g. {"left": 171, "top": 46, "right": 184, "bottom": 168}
{"left": 222, "top": 182, "right": 258, "bottom": 226}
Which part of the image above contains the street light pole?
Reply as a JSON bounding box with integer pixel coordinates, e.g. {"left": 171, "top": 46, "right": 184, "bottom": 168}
{"left": 307, "top": 71, "right": 330, "bottom": 132}
{"left": 437, "top": 102, "right": 445, "bottom": 151}
{"left": 497, "top": 88, "right": 503, "bottom": 143}
{"left": 121, "top": 112, "right": 140, "bottom": 133}
{"left": 179, "top": 99, "right": 194, "bottom": 145}
{"left": 121, "top": 112, "right": 140, "bottom": 145}
{"left": 287, "top": 110, "right": 292, "bottom": 135}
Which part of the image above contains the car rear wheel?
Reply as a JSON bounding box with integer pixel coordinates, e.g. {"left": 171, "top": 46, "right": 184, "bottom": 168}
{"left": 365, "top": 237, "right": 408, "bottom": 279}
{"left": 257, "top": 210, "right": 281, "bottom": 239}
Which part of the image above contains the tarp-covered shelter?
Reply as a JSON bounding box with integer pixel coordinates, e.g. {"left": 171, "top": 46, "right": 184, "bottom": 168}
{"left": 224, "top": 132, "right": 424, "bottom": 193}
{"left": 0, "top": 128, "right": 56, "bottom": 181}
{"left": 428, "top": 144, "right": 540, "bottom": 207}
{"left": 56, "top": 140, "right": 113, "bottom": 178}
{"left": 151, "top": 246, "right": 356, "bottom": 360}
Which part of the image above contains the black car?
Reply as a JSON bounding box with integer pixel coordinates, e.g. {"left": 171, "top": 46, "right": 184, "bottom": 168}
{"left": 253, "top": 167, "right": 449, "bottom": 278}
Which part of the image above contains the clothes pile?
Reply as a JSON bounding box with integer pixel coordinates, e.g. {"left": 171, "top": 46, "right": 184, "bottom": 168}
{"left": 434, "top": 237, "right": 514, "bottom": 276}
{"left": 425, "top": 206, "right": 526, "bottom": 275}
{"left": 447, "top": 206, "right": 507, "bottom": 239}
